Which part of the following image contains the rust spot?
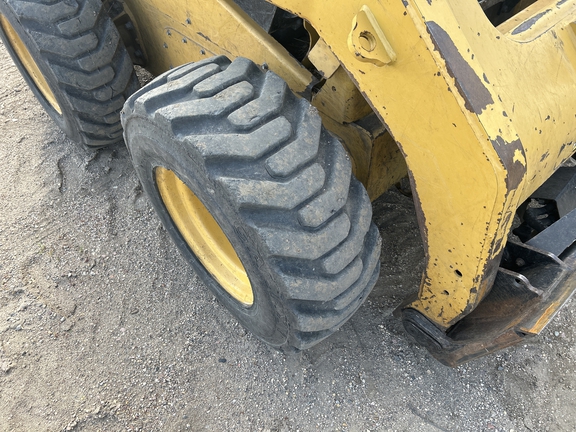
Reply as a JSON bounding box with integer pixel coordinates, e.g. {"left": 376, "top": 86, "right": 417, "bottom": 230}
{"left": 426, "top": 22, "right": 494, "bottom": 113}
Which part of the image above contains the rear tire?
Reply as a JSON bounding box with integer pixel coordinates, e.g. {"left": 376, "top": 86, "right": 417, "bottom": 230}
{"left": 122, "top": 56, "right": 381, "bottom": 349}
{"left": 0, "top": 0, "right": 138, "bottom": 147}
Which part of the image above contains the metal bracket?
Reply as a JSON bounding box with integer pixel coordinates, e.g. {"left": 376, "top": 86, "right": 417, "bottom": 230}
{"left": 516, "top": 165, "right": 576, "bottom": 256}
{"left": 347, "top": 5, "right": 396, "bottom": 66}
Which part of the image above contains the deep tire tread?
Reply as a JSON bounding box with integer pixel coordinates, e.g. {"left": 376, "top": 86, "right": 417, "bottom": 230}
{"left": 297, "top": 135, "right": 351, "bottom": 228}
{"left": 265, "top": 105, "right": 321, "bottom": 178}
{"left": 2, "top": 0, "right": 138, "bottom": 146}
{"left": 12, "top": 0, "right": 78, "bottom": 24}
{"left": 123, "top": 57, "right": 381, "bottom": 350}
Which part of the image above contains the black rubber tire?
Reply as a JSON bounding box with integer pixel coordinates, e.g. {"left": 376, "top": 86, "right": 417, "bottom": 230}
{"left": 122, "top": 56, "right": 382, "bottom": 350}
{"left": 0, "top": 0, "right": 138, "bottom": 147}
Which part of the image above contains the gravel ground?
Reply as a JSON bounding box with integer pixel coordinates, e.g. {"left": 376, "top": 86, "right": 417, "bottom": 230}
{"left": 1, "top": 39, "right": 576, "bottom": 432}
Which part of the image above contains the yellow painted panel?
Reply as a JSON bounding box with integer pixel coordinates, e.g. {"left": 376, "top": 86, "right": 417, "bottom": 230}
{"left": 411, "top": 0, "right": 576, "bottom": 202}
{"left": 366, "top": 131, "right": 407, "bottom": 201}
{"left": 123, "top": 0, "right": 313, "bottom": 93}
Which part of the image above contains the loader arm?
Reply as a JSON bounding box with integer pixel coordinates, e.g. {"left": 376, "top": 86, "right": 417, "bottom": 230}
{"left": 269, "top": 0, "right": 576, "bottom": 364}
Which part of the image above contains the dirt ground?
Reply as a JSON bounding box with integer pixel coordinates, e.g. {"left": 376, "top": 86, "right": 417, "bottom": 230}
{"left": 1, "top": 40, "right": 576, "bottom": 432}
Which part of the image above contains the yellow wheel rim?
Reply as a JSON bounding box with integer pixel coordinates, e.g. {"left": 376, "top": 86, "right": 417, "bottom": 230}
{"left": 0, "top": 14, "right": 62, "bottom": 114}
{"left": 156, "top": 167, "right": 254, "bottom": 306}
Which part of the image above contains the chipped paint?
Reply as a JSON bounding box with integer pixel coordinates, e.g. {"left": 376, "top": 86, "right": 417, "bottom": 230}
{"left": 491, "top": 137, "right": 526, "bottom": 189}
{"left": 511, "top": 10, "right": 552, "bottom": 35}
{"left": 513, "top": 148, "right": 526, "bottom": 167}
{"left": 426, "top": 21, "right": 494, "bottom": 113}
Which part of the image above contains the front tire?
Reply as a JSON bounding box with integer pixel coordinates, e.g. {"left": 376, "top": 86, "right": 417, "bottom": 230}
{"left": 122, "top": 56, "right": 381, "bottom": 350}
{"left": 0, "top": 0, "right": 138, "bottom": 147}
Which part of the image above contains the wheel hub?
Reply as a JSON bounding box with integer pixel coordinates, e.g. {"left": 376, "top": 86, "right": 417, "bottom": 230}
{"left": 0, "top": 14, "right": 62, "bottom": 114}
{"left": 155, "top": 167, "right": 254, "bottom": 306}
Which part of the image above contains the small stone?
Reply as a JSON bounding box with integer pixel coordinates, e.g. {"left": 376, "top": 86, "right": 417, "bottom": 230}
{"left": 1, "top": 361, "right": 13, "bottom": 373}
{"left": 60, "top": 320, "right": 74, "bottom": 332}
{"left": 524, "top": 417, "right": 534, "bottom": 430}
{"left": 554, "top": 331, "right": 560, "bottom": 337}
{"left": 218, "top": 358, "right": 227, "bottom": 363}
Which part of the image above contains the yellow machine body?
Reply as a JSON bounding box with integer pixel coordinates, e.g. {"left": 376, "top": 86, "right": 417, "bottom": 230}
{"left": 119, "top": 0, "right": 576, "bottom": 364}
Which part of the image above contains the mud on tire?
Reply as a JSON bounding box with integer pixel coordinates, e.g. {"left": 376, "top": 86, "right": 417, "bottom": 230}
{"left": 0, "top": 0, "right": 138, "bottom": 147}
{"left": 122, "top": 56, "right": 381, "bottom": 350}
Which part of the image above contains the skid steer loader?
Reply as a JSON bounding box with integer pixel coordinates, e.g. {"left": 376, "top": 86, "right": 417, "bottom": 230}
{"left": 1, "top": 0, "right": 576, "bottom": 366}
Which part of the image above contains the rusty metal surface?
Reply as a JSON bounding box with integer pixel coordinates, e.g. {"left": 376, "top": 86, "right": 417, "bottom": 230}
{"left": 122, "top": 0, "right": 314, "bottom": 93}
{"left": 400, "top": 239, "right": 576, "bottom": 367}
